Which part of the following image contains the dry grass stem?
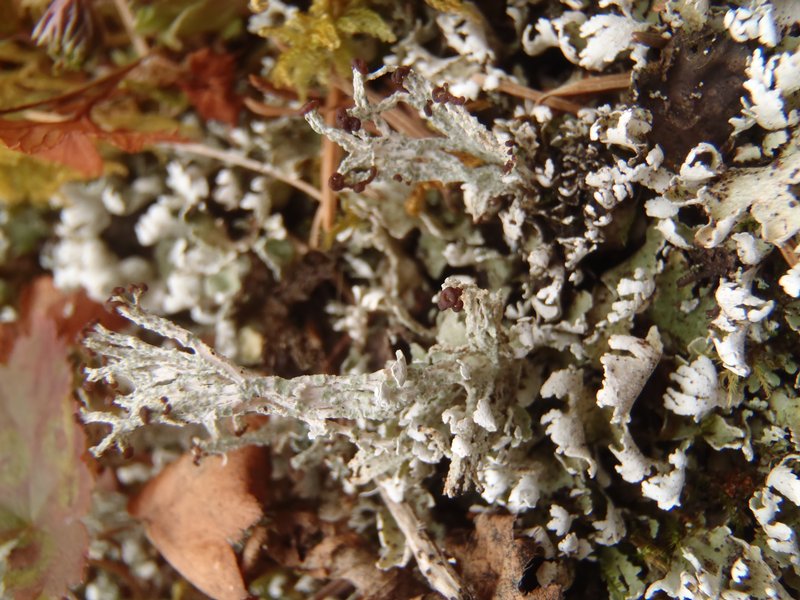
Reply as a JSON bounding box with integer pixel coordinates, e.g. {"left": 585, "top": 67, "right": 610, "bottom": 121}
{"left": 379, "top": 485, "right": 466, "bottom": 600}
{"left": 536, "top": 71, "right": 633, "bottom": 104}
{"left": 474, "top": 75, "right": 584, "bottom": 113}
{"left": 318, "top": 85, "right": 342, "bottom": 236}
{"left": 111, "top": 0, "right": 149, "bottom": 57}
{"left": 166, "top": 142, "right": 324, "bottom": 203}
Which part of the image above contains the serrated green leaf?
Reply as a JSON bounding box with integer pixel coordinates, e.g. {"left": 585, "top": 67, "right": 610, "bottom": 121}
{"left": 253, "top": 0, "right": 395, "bottom": 98}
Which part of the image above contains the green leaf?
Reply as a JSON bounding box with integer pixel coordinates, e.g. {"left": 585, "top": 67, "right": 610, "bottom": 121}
{"left": 134, "top": 0, "right": 247, "bottom": 50}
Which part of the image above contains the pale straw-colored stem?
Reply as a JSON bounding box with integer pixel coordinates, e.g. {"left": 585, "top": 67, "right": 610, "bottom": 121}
{"left": 111, "top": 0, "right": 149, "bottom": 57}
{"left": 164, "top": 142, "right": 323, "bottom": 203}
{"left": 379, "top": 485, "right": 467, "bottom": 600}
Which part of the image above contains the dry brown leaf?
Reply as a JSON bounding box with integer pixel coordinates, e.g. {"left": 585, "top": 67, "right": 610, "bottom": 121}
{"left": 448, "top": 513, "right": 563, "bottom": 600}
{"left": 129, "top": 446, "right": 270, "bottom": 600}
{"left": 0, "top": 115, "right": 183, "bottom": 178}
{"left": 180, "top": 48, "right": 242, "bottom": 126}
{"left": 263, "top": 509, "right": 425, "bottom": 600}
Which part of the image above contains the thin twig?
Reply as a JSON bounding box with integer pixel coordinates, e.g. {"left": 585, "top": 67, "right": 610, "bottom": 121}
{"left": 111, "top": 0, "right": 149, "bottom": 57}
{"left": 163, "top": 142, "right": 323, "bottom": 203}
{"left": 474, "top": 74, "right": 584, "bottom": 114}
{"left": 379, "top": 485, "right": 467, "bottom": 600}
{"left": 243, "top": 99, "right": 297, "bottom": 119}
{"left": 244, "top": 97, "right": 319, "bottom": 119}
{"left": 308, "top": 206, "right": 325, "bottom": 249}
{"left": 315, "top": 84, "right": 342, "bottom": 242}
{"left": 535, "top": 71, "right": 632, "bottom": 104}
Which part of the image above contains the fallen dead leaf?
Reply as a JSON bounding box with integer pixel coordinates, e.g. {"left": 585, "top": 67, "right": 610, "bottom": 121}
{"left": 0, "top": 317, "right": 93, "bottom": 599}
{"left": 128, "top": 446, "right": 270, "bottom": 600}
{"left": 263, "top": 508, "right": 426, "bottom": 600}
{"left": 0, "top": 114, "right": 183, "bottom": 178}
{"left": 447, "top": 513, "right": 563, "bottom": 600}
{"left": 180, "top": 48, "right": 242, "bottom": 126}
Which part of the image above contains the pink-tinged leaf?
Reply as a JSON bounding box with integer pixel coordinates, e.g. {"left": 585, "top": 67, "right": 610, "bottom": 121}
{"left": 0, "top": 318, "right": 93, "bottom": 599}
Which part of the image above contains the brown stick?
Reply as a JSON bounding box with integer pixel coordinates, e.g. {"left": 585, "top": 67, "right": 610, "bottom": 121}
{"left": 331, "top": 74, "right": 431, "bottom": 139}
{"left": 535, "top": 71, "right": 632, "bottom": 104}
{"left": 320, "top": 85, "right": 342, "bottom": 233}
{"left": 379, "top": 485, "right": 467, "bottom": 600}
{"left": 472, "top": 74, "right": 584, "bottom": 114}
{"left": 111, "top": 0, "right": 149, "bottom": 57}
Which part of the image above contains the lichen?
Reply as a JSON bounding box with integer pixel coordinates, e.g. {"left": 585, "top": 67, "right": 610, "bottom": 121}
{"left": 2, "top": 0, "right": 796, "bottom": 598}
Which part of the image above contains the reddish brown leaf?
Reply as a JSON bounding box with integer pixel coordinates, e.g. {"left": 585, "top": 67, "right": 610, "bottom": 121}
{"left": 129, "top": 446, "right": 269, "bottom": 600}
{"left": 0, "top": 317, "right": 94, "bottom": 599}
{"left": 0, "top": 115, "right": 184, "bottom": 177}
{"left": 0, "top": 276, "right": 125, "bottom": 362}
{"left": 180, "top": 48, "right": 242, "bottom": 126}
{"left": 0, "top": 117, "right": 102, "bottom": 176}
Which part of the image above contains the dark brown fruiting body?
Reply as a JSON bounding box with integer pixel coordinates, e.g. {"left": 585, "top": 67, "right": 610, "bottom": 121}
{"left": 432, "top": 83, "right": 466, "bottom": 106}
{"left": 299, "top": 99, "right": 320, "bottom": 115}
{"left": 438, "top": 286, "right": 464, "bottom": 312}
{"left": 390, "top": 66, "right": 411, "bottom": 92}
{"left": 335, "top": 107, "right": 361, "bottom": 133}
{"left": 328, "top": 172, "right": 345, "bottom": 191}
